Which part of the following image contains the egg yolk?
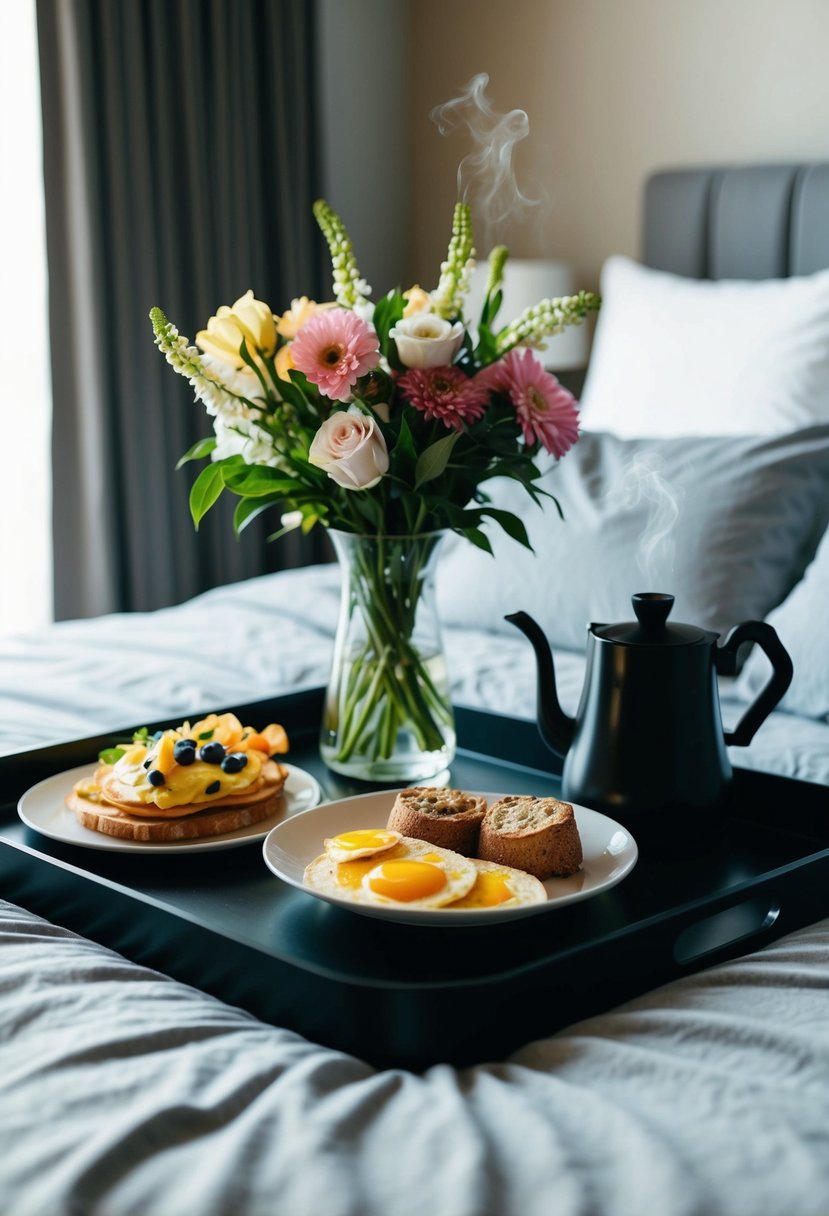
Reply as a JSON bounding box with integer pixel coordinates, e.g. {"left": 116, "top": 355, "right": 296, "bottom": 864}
{"left": 366, "top": 860, "right": 447, "bottom": 902}
{"left": 449, "top": 872, "right": 514, "bottom": 909}
{"left": 328, "top": 830, "right": 398, "bottom": 854}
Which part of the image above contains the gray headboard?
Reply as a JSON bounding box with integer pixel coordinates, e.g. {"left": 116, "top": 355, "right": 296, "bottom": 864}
{"left": 643, "top": 164, "right": 829, "bottom": 281}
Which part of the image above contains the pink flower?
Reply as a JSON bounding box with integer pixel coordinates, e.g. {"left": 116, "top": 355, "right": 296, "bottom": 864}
{"left": 481, "top": 349, "right": 580, "bottom": 457}
{"left": 291, "top": 308, "right": 380, "bottom": 401}
{"left": 398, "top": 366, "right": 489, "bottom": 431}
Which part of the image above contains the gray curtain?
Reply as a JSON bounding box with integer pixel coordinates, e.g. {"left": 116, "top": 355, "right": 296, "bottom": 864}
{"left": 37, "top": 0, "right": 330, "bottom": 620}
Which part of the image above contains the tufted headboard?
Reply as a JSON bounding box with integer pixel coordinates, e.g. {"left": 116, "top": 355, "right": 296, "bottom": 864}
{"left": 643, "top": 163, "right": 829, "bottom": 281}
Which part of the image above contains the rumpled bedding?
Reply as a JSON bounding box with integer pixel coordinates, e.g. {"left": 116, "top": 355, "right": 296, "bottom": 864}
{"left": 1, "top": 563, "right": 827, "bottom": 784}
{"left": 3, "top": 563, "right": 829, "bottom": 1216}
{"left": 2, "top": 898, "right": 828, "bottom": 1216}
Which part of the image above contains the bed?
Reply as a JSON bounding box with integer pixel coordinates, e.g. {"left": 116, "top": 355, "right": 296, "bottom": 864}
{"left": 2, "top": 164, "right": 829, "bottom": 1216}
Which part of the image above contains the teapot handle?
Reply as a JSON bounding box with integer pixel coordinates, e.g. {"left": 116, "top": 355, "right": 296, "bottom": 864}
{"left": 716, "top": 621, "right": 793, "bottom": 748}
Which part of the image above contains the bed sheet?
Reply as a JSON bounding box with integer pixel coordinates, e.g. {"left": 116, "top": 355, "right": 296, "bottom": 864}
{"left": 2, "top": 897, "right": 828, "bottom": 1216}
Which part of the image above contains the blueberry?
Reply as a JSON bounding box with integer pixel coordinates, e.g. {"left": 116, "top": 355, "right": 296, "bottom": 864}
{"left": 173, "top": 739, "right": 197, "bottom": 765}
{"left": 198, "top": 741, "right": 226, "bottom": 765}
{"left": 205, "top": 780, "right": 221, "bottom": 795}
{"left": 220, "top": 752, "right": 249, "bottom": 774}
{"left": 151, "top": 730, "right": 164, "bottom": 742}
{"left": 147, "top": 769, "right": 165, "bottom": 787}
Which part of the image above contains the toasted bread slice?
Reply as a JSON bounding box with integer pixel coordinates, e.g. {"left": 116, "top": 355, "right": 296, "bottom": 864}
{"left": 477, "top": 795, "right": 582, "bottom": 879}
{"left": 386, "top": 786, "right": 487, "bottom": 856}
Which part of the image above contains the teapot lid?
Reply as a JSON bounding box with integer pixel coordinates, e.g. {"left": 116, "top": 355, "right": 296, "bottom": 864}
{"left": 593, "top": 593, "right": 713, "bottom": 646}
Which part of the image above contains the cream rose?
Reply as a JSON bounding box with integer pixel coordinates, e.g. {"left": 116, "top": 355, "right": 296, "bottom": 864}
{"left": 389, "top": 314, "right": 465, "bottom": 369}
{"left": 308, "top": 405, "right": 389, "bottom": 490}
{"left": 196, "top": 290, "right": 277, "bottom": 367}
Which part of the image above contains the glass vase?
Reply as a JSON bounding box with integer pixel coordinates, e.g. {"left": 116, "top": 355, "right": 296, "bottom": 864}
{"left": 320, "top": 530, "right": 456, "bottom": 782}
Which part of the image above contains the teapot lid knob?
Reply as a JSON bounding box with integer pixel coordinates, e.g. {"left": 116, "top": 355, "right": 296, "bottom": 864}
{"left": 594, "top": 593, "right": 711, "bottom": 645}
{"left": 632, "top": 592, "right": 674, "bottom": 634}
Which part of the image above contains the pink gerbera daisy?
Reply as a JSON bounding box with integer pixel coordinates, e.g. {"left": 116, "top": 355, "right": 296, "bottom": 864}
{"left": 398, "top": 366, "right": 489, "bottom": 431}
{"left": 482, "top": 348, "right": 580, "bottom": 457}
{"left": 291, "top": 308, "right": 380, "bottom": 401}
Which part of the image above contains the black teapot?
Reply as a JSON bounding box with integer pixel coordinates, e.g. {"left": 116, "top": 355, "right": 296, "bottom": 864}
{"left": 507, "top": 593, "right": 793, "bottom": 832}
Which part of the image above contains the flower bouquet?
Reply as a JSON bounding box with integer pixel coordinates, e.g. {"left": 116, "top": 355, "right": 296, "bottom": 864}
{"left": 150, "top": 200, "right": 599, "bottom": 780}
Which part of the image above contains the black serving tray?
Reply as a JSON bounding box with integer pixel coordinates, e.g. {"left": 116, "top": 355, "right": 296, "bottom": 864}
{"left": 1, "top": 688, "right": 828, "bottom": 1071}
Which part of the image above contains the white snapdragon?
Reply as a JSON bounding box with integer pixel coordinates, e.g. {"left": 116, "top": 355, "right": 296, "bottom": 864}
{"left": 494, "top": 291, "right": 602, "bottom": 355}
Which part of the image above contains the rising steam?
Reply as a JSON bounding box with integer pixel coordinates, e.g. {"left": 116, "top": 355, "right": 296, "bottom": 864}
{"left": 430, "top": 73, "right": 541, "bottom": 252}
{"left": 613, "top": 453, "right": 683, "bottom": 588}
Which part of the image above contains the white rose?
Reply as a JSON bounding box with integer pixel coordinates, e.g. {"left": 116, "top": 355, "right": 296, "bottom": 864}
{"left": 389, "top": 314, "right": 465, "bottom": 369}
{"left": 308, "top": 405, "right": 389, "bottom": 490}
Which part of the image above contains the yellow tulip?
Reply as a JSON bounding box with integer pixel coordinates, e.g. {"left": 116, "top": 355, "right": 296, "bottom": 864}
{"left": 195, "top": 290, "right": 277, "bottom": 368}
{"left": 402, "top": 285, "right": 433, "bottom": 317}
{"left": 275, "top": 344, "right": 296, "bottom": 382}
{"left": 276, "top": 296, "right": 336, "bottom": 340}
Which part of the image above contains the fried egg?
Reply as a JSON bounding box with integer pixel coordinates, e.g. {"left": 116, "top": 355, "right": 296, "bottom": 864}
{"left": 323, "top": 828, "right": 401, "bottom": 864}
{"left": 305, "top": 836, "right": 477, "bottom": 910}
{"left": 444, "top": 857, "right": 548, "bottom": 910}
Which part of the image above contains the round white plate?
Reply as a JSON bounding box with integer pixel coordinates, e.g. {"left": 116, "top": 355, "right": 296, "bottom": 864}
{"left": 18, "top": 762, "right": 322, "bottom": 854}
{"left": 262, "top": 789, "right": 638, "bottom": 926}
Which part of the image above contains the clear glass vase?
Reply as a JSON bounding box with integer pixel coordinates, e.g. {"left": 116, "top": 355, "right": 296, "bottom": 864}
{"left": 320, "top": 530, "right": 456, "bottom": 782}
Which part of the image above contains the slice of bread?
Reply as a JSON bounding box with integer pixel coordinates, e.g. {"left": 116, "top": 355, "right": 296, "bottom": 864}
{"left": 477, "top": 795, "right": 583, "bottom": 879}
{"left": 386, "top": 787, "right": 487, "bottom": 856}
{"left": 67, "top": 786, "right": 285, "bottom": 842}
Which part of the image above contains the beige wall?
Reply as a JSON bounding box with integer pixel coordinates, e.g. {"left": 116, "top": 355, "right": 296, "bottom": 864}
{"left": 409, "top": 0, "right": 829, "bottom": 292}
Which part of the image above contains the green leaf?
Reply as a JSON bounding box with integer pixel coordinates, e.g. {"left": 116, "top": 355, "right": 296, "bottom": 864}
{"left": 197, "top": 729, "right": 214, "bottom": 740}
{"left": 132, "top": 726, "right": 150, "bottom": 743}
{"left": 414, "top": 432, "right": 459, "bottom": 489}
{"left": 189, "top": 463, "right": 226, "bottom": 529}
{"left": 223, "top": 466, "right": 302, "bottom": 497}
{"left": 176, "top": 436, "right": 217, "bottom": 470}
{"left": 373, "top": 289, "right": 405, "bottom": 358}
{"left": 479, "top": 507, "right": 532, "bottom": 549}
{"left": 233, "top": 496, "right": 279, "bottom": 534}
{"left": 481, "top": 287, "right": 503, "bottom": 328}
{"left": 461, "top": 527, "right": 493, "bottom": 555}
{"left": 391, "top": 412, "right": 418, "bottom": 482}
{"left": 238, "top": 337, "right": 271, "bottom": 399}
{"left": 98, "top": 746, "right": 125, "bottom": 765}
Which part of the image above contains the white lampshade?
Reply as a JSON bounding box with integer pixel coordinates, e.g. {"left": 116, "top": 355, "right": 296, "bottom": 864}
{"left": 467, "top": 258, "right": 590, "bottom": 370}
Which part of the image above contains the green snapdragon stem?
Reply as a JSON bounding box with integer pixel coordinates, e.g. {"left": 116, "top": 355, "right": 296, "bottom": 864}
{"left": 328, "top": 533, "right": 452, "bottom": 766}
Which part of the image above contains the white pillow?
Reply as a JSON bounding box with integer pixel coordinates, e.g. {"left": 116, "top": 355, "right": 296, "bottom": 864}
{"left": 736, "top": 523, "right": 829, "bottom": 722}
{"left": 436, "top": 429, "right": 829, "bottom": 655}
{"left": 578, "top": 256, "right": 829, "bottom": 437}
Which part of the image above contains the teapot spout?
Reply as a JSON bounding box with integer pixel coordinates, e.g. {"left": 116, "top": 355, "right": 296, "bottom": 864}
{"left": 505, "top": 611, "right": 576, "bottom": 759}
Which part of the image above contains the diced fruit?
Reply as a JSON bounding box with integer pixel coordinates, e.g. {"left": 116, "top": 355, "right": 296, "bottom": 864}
{"left": 155, "top": 733, "right": 177, "bottom": 775}
{"left": 220, "top": 752, "right": 248, "bottom": 774}
{"left": 243, "top": 732, "right": 270, "bottom": 754}
{"left": 216, "top": 713, "right": 244, "bottom": 749}
{"left": 261, "top": 723, "right": 288, "bottom": 754}
{"left": 199, "top": 741, "right": 226, "bottom": 764}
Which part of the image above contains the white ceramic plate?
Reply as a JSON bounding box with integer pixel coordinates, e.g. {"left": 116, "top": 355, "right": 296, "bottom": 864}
{"left": 18, "top": 762, "right": 322, "bottom": 854}
{"left": 262, "top": 790, "right": 638, "bottom": 926}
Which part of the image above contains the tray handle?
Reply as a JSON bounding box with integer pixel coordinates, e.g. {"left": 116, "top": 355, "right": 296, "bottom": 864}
{"left": 673, "top": 894, "right": 781, "bottom": 966}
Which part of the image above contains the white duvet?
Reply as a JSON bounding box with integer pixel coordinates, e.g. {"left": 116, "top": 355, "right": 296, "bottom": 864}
{"left": 3, "top": 563, "right": 829, "bottom": 1216}
{"left": 2, "top": 899, "right": 828, "bottom": 1216}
